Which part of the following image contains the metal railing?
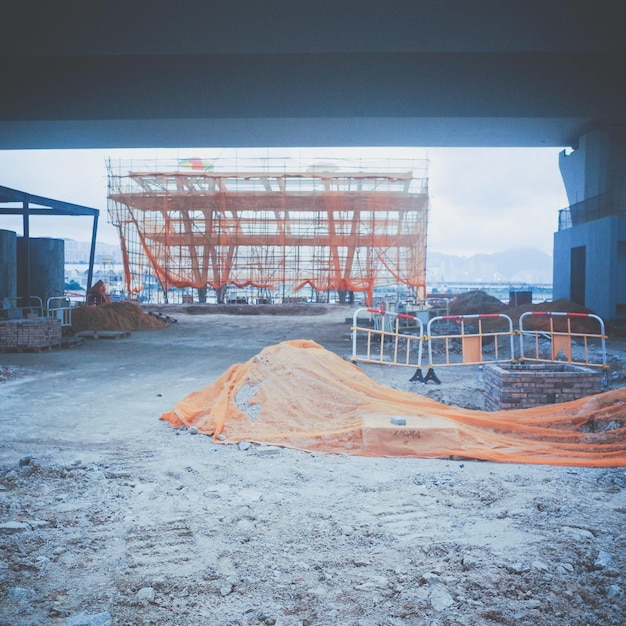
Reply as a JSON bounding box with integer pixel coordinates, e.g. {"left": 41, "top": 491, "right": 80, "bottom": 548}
{"left": 0, "top": 296, "right": 44, "bottom": 319}
{"left": 46, "top": 296, "right": 75, "bottom": 327}
{"left": 558, "top": 191, "right": 626, "bottom": 230}
{"left": 351, "top": 307, "right": 608, "bottom": 385}
{"left": 518, "top": 311, "right": 607, "bottom": 371}
{"left": 426, "top": 313, "right": 516, "bottom": 368}
{"left": 351, "top": 307, "right": 425, "bottom": 370}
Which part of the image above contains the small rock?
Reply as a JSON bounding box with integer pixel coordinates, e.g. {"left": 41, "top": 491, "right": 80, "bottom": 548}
{"left": 66, "top": 611, "right": 113, "bottom": 626}
{"left": 18, "top": 456, "right": 32, "bottom": 467}
{"left": 423, "top": 572, "right": 442, "bottom": 585}
{"left": 189, "top": 426, "right": 198, "bottom": 435}
{"left": 220, "top": 584, "right": 233, "bottom": 596}
{"left": 7, "top": 586, "right": 36, "bottom": 602}
{"left": 556, "top": 561, "right": 575, "bottom": 575}
{"left": 216, "top": 433, "right": 227, "bottom": 441}
{"left": 0, "top": 521, "right": 28, "bottom": 533}
{"left": 607, "top": 584, "right": 622, "bottom": 600}
{"left": 524, "top": 599, "right": 541, "bottom": 609}
{"left": 136, "top": 586, "right": 155, "bottom": 602}
{"left": 238, "top": 441, "right": 251, "bottom": 451}
{"left": 354, "top": 575, "right": 389, "bottom": 591}
{"left": 256, "top": 445, "right": 281, "bottom": 456}
{"left": 594, "top": 550, "right": 612, "bottom": 569}
{"left": 561, "top": 526, "right": 595, "bottom": 540}
{"left": 104, "top": 470, "right": 131, "bottom": 479}
{"left": 462, "top": 555, "right": 480, "bottom": 570}
{"left": 506, "top": 561, "right": 531, "bottom": 574}
{"left": 430, "top": 585, "right": 454, "bottom": 611}
{"left": 27, "top": 519, "right": 50, "bottom": 529}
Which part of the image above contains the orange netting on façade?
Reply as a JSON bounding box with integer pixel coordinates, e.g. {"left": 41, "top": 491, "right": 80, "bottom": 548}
{"left": 161, "top": 340, "right": 626, "bottom": 467}
{"left": 107, "top": 164, "right": 429, "bottom": 305}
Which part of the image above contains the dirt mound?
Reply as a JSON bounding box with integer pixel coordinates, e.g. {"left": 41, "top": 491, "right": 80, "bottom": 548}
{"left": 506, "top": 299, "right": 601, "bottom": 333}
{"left": 448, "top": 292, "right": 602, "bottom": 334}
{"left": 448, "top": 290, "right": 507, "bottom": 316}
{"left": 71, "top": 302, "right": 168, "bottom": 332}
{"left": 161, "top": 339, "right": 626, "bottom": 467}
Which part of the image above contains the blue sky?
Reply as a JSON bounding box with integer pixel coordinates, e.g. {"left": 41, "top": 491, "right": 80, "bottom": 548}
{"left": 0, "top": 146, "right": 568, "bottom": 257}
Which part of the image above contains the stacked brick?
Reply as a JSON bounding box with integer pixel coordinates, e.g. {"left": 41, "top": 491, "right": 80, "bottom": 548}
{"left": 484, "top": 363, "right": 602, "bottom": 411}
{"left": 0, "top": 318, "right": 62, "bottom": 351}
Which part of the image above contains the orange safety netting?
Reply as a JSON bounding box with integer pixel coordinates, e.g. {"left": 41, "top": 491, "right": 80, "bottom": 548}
{"left": 160, "top": 340, "right": 626, "bottom": 467}
{"left": 107, "top": 160, "right": 429, "bottom": 304}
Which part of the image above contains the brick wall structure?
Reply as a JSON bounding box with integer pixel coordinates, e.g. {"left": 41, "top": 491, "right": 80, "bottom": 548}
{"left": 484, "top": 363, "right": 603, "bottom": 411}
{"left": 0, "top": 318, "right": 62, "bottom": 351}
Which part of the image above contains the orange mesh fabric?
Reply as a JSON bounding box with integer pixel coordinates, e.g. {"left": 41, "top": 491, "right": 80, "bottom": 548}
{"left": 107, "top": 166, "right": 429, "bottom": 305}
{"left": 160, "top": 340, "right": 626, "bottom": 467}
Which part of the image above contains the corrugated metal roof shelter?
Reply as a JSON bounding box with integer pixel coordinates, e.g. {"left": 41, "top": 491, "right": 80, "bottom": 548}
{"left": 0, "top": 185, "right": 99, "bottom": 298}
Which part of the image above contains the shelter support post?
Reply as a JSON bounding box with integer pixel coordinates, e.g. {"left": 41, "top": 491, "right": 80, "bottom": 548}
{"left": 87, "top": 212, "right": 98, "bottom": 293}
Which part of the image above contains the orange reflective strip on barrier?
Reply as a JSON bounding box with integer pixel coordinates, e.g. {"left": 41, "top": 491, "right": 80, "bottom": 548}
{"left": 462, "top": 334, "right": 482, "bottom": 363}
{"left": 551, "top": 333, "right": 572, "bottom": 362}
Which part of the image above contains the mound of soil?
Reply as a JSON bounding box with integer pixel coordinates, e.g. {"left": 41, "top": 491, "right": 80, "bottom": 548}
{"left": 506, "top": 299, "right": 601, "bottom": 333}
{"left": 448, "top": 290, "right": 507, "bottom": 316}
{"left": 70, "top": 302, "right": 168, "bottom": 332}
{"left": 448, "top": 291, "right": 602, "bottom": 334}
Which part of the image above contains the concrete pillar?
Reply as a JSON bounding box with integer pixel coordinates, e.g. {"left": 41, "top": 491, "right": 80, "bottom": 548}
{"left": 0, "top": 229, "right": 17, "bottom": 300}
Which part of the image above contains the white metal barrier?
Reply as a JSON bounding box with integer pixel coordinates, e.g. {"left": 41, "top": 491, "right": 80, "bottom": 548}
{"left": 46, "top": 296, "right": 74, "bottom": 327}
{"left": 0, "top": 296, "right": 44, "bottom": 319}
{"left": 350, "top": 307, "right": 609, "bottom": 386}
{"left": 426, "top": 313, "right": 516, "bottom": 368}
{"left": 351, "top": 307, "right": 425, "bottom": 369}
{"left": 518, "top": 311, "right": 607, "bottom": 371}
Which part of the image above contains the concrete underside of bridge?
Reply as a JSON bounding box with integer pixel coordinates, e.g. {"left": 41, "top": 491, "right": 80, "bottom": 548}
{"left": 1, "top": 0, "right": 625, "bottom": 150}
{"left": 1, "top": 0, "right": 626, "bottom": 318}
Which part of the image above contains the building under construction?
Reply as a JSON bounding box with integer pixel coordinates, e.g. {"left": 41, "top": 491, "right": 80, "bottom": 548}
{"left": 107, "top": 158, "right": 429, "bottom": 305}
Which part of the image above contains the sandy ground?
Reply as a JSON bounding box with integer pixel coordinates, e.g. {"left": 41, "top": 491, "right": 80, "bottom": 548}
{"left": 1, "top": 306, "right": 625, "bottom": 626}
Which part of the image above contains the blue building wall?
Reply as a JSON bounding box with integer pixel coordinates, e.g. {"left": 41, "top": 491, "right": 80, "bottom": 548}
{"left": 554, "top": 216, "right": 626, "bottom": 321}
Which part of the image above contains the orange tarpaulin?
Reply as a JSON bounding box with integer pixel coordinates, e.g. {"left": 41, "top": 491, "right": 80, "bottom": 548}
{"left": 160, "top": 340, "right": 626, "bottom": 467}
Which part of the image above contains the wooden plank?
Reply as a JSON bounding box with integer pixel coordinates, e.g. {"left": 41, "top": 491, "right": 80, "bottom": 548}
{"left": 76, "top": 330, "right": 131, "bottom": 340}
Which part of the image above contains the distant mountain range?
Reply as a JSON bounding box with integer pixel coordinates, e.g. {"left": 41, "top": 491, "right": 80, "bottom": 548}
{"left": 65, "top": 239, "right": 553, "bottom": 285}
{"left": 427, "top": 248, "right": 552, "bottom": 284}
{"left": 64, "top": 239, "right": 122, "bottom": 263}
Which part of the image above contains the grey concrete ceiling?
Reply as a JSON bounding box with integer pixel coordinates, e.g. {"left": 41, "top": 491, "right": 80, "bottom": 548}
{"left": 1, "top": 0, "right": 625, "bottom": 149}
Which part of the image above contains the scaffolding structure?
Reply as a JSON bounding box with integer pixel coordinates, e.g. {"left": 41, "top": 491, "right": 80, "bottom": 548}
{"left": 106, "top": 158, "right": 429, "bottom": 304}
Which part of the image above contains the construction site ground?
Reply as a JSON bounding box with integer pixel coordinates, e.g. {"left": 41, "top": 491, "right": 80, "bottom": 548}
{"left": 1, "top": 305, "right": 625, "bottom": 626}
